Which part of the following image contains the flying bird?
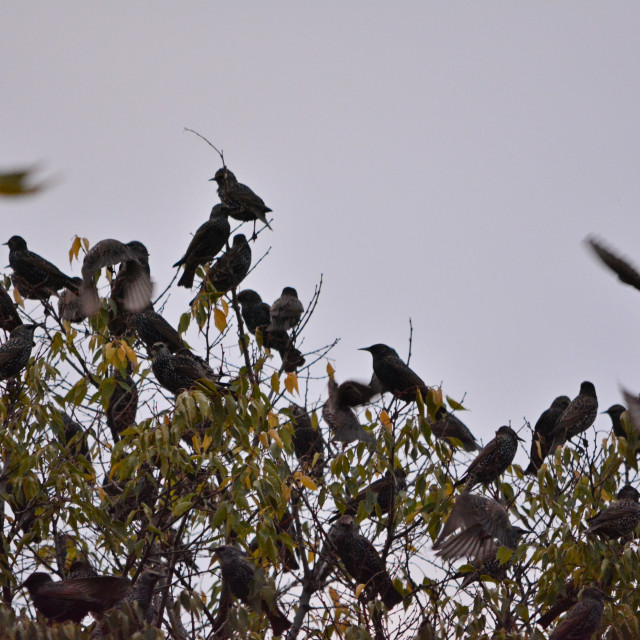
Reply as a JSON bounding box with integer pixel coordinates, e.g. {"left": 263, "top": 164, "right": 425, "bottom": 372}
{"left": 78, "top": 239, "right": 152, "bottom": 317}
{"left": 586, "top": 236, "right": 640, "bottom": 292}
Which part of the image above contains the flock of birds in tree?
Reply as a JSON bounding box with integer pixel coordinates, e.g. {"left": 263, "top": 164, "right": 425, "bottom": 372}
{"left": 2, "top": 155, "right": 640, "bottom": 639}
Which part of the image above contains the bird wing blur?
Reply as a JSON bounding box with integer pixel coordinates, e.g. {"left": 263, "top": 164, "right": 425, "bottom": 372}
{"left": 587, "top": 236, "right": 640, "bottom": 291}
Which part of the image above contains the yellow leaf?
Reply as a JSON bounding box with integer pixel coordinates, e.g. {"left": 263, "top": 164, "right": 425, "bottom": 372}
{"left": 104, "top": 343, "right": 115, "bottom": 363}
{"left": 122, "top": 342, "right": 138, "bottom": 367}
{"left": 446, "top": 395, "right": 466, "bottom": 411}
{"left": 307, "top": 550, "right": 315, "bottom": 564}
{"left": 221, "top": 298, "right": 229, "bottom": 314}
{"left": 270, "top": 372, "right": 280, "bottom": 393}
{"left": 267, "top": 412, "right": 279, "bottom": 429}
{"left": 326, "top": 362, "right": 335, "bottom": 377}
{"left": 268, "top": 428, "right": 283, "bottom": 447}
{"left": 68, "top": 235, "right": 82, "bottom": 265}
{"left": 355, "top": 583, "right": 366, "bottom": 598}
{"left": 299, "top": 475, "right": 318, "bottom": 491}
{"left": 259, "top": 432, "right": 269, "bottom": 447}
{"left": 12, "top": 287, "right": 24, "bottom": 308}
{"left": 0, "top": 166, "right": 51, "bottom": 197}
{"left": 118, "top": 345, "right": 127, "bottom": 364}
{"left": 329, "top": 587, "right": 340, "bottom": 605}
{"left": 201, "top": 434, "right": 212, "bottom": 453}
{"left": 284, "top": 372, "right": 299, "bottom": 395}
{"left": 282, "top": 483, "right": 291, "bottom": 502}
{"left": 214, "top": 308, "right": 227, "bottom": 332}
{"left": 380, "top": 410, "right": 393, "bottom": 430}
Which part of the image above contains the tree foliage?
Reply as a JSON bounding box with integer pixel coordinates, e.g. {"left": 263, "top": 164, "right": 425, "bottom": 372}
{"left": 0, "top": 171, "right": 640, "bottom": 640}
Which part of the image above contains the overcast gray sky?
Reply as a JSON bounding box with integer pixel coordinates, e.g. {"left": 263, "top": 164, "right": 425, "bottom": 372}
{"left": 3, "top": 3, "right": 640, "bottom": 458}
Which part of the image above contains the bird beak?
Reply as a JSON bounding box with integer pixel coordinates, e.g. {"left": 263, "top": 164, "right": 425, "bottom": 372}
{"left": 358, "top": 347, "right": 371, "bottom": 352}
{"left": 208, "top": 177, "right": 215, "bottom": 182}
{"left": 517, "top": 435, "right": 526, "bottom": 442}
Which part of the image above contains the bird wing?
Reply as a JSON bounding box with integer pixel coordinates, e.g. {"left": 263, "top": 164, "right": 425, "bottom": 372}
{"left": 233, "top": 182, "right": 272, "bottom": 211}
{"left": 81, "top": 239, "right": 140, "bottom": 280}
{"left": 120, "top": 260, "right": 153, "bottom": 313}
{"left": 587, "top": 237, "right": 640, "bottom": 291}
{"left": 587, "top": 501, "right": 640, "bottom": 529}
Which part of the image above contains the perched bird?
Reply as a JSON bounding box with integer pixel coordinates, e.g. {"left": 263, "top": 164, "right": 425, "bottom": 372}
{"left": 525, "top": 396, "right": 571, "bottom": 475}
{"left": 427, "top": 406, "right": 479, "bottom": 452}
{"left": 133, "top": 306, "right": 185, "bottom": 354}
{"left": 0, "top": 282, "right": 22, "bottom": 331}
{"left": 549, "top": 381, "right": 598, "bottom": 450}
{"left": 269, "top": 287, "right": 303, "bottom": 331}
{"left": 330, "top": 469, "right": 407, "bottom": 522}
{"left": 212, "top": 545, "right": 291, "bottom": 636}
{"left": 433, "top": 492, "right": 525, "bottom": 561}
{"left": 322, "top": 378, "right": 375, "bottom": 444}
{"left": 290, "top": 404, "right": 324, "bottom": 478}
{"left": 237, "top": 289, "right": 271, "bottom": 333}
{"left": 549, "top": 586, "right": 604, "bottom": 640}
{"left": 6, "top": 235, "right": 78, "bottom": 300}
{"left": 119, "top": 570, "right": 163, "bottom": 624}
{"left": 59, "top": 412, "right": 91, "bottom": 460}
{"left": 250, "top": 510, "right": 300, "bottom": 573}
{"left": 0, "top": 323, "right": 37, "bottom": 380}
{"left": 211, "top": 167, "right": 273, "bottom": 233}
{"left": 78, "top": 239, "right": 152, "bottom": 317}
{"left": 586, "top": 484, "right": 640, "bottom": 539}
{"left": 360, "top": 344, "right": 429, "bottom": 402}
{"left": 454, "top": 426, "right": 523, "bottom": 489}
{"left": 603, "top": 403, "right": 630, "bottom": 439}
{"left": 103, "top": 463, "right": 158, "bottom": 523}
{"left": 68, "top": 560, "right": 99, "bottom": 579}
{"left": 586, "top": 236, "right": 640, "bottom": 292}
{"left": 174, "top": 204, "right": 231, "bottom": 288}
{"left": 23, "top": 571, "right": 131, "bottom": 623}
{"left": 106, "top": 369, "right": 138, "bottom": 442}
{"left": 328, "top": 515, "right": 403, "bottom": 610}
{"left": 58, "top": 278, "right": 85, "bottom": 323}
{"left": 194, "top": 234, "right": 251, "bottom": 299}
{"left": 150, "top": 342, "right": 219, "bottom": 395}
{"left": 236, "top": 289, "right": 305, "bottom": 371}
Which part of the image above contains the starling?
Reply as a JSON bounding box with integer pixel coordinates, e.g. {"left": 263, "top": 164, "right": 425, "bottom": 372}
{"left": 586, "top": 236, "right": 640, "bottom": 292}
{"left": 0, "top": 282, "right": 21, "bottom": 331}
{"left": 586, "top": 484, "right": 640, "bottom": 539}
{"left": 549, "top": 381, "right": 598, "bottom": 450}
{"left": 212, "top": 545, "right": 291, "bottom": 636}
{"left": 120, "top": 570, "right": 163, "bottom": 624}
{"left": 328, "top": 515, "right": 403, "bottom": 610}
{"left": 78, "top": 239, "right": 153, "bottom": 317}
{"left": 454, "top": 426, "right": 523, "bottom": 490}
{"left": 6, "top": 235, "right": 79, "bottom": 300}
{"left": 236, "top": 290, "right": 305, "bottom": 371}
{"left": 290, "top": 404, "right": 325, "bottom": 478}
{"left": 174, "top": 204, "right": 231, "bottom": 288}
{"left": 59, "top": 412, "right": 91, "bottom": 460}
{"left": 269, "top": 287, "right": 303, "bottom": 331}
{"left": 58, "top": 278, "right": 85, "bottom": 323}
{"left": 106, "top": 369, "right": 138, "bottom": 442}
{"left": 250, "top": 510, "right": 300, "bottom": 573}
{"left": 330, "top": 469, "right": 407, "bottom": 522}
{"left": 332, "top": 379, "right": 378, "bottom": 407}
{"left": 211, "top": 167, "right": 273, "bottom": 232}
{"left": 549, "top": 586, "right": 604, "bottom": 640}
{"left": 68, "top": 560, "right": 99, "bottom": 579}
{"left": 525, "top": 396, "right": 571, "bottom": 475}
{"left": 23, "top": 571, "right": 131, "bottom": 623}
{"left": 427, "top": 406, "right": 479, "bottom": 452}
{"left": 603, "top": 403, "right": 630, "bottom": 439}
{"left": 237, "top": 289, "right": 271, "bottom": 333}
{"left": 322, "top": 378, "right": 374, "bottom": 444}
{"left": 433, "top": 492, "right": 523, "bottom": 560}
{"left": 133, "top": 306, "right": 184, "bottom": 354}
{"left": 193, "top": 234, "right": 251, "bottom": 300}
{"left": 360, "top": 344, "right": 429, "bottom": 402}
{"left": 537, "top": 579, "right": 578, "bottom": 629}
{"left": 0, "top": 323, "right": 37, "bottom": 380}
{"left": 150, "top": 342, "right": 219, "bottom": 395}
{"left": 458, "top": 526, "right": 528, "bottom": 587}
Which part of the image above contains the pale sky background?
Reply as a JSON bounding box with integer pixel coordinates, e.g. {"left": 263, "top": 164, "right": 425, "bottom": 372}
{"left": 3, "top": 3, "right": 640, "bottom": 461}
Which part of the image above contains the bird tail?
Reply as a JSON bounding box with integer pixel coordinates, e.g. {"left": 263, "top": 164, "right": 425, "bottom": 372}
{"left": 380, "top": 577, "right": 403, "bottom": 610}
{"left": 177, "top": 266, "right": 196, "bottom": 289}
{"left": 78, "top": 280, "right": 100, "bottom": 317}
{"left": 264, "top": 602, "right": 291, "bottom": 636}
